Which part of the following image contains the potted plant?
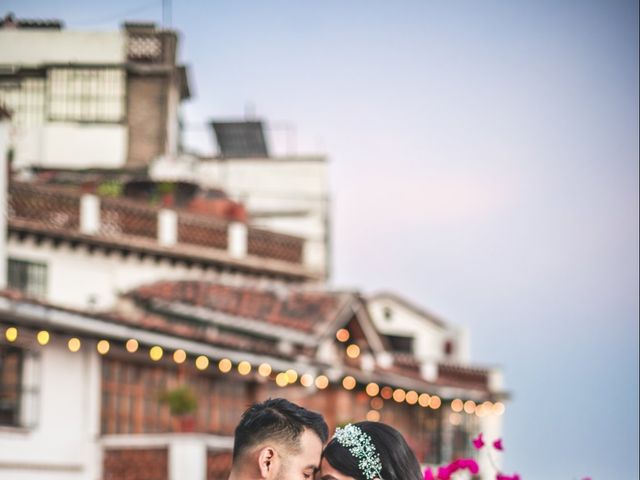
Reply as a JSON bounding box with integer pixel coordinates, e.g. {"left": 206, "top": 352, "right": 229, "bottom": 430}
{"left": 159, "top": 386, "right": 198, "bottom": 433}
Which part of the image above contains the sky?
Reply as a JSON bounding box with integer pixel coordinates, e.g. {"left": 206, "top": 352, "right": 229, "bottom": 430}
{"left": 4, "top": 1, "right": 639, "bottom": 478}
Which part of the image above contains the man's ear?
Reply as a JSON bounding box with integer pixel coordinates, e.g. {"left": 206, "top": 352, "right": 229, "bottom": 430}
{"left": 257, "top": 446, "right": 279, "bottom": 479}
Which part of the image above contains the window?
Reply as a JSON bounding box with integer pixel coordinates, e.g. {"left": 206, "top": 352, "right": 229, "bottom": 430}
{"left": 7, "top": 258, "right": 47, "bottom": 298}
{"left": 385, "top": 334, "right": 414, "bottom": 354}
{"left": 0, "top": 77, "right": 46, "bottom": 126}
{"left": 444, "top": 340, "right": 455, "bottom": 356}
{"left": 0, "top": 345, "right": 23, "bottom": 427}
{"left": 383, "top": 307, "right": 393, "bottom": 321}
{"left": 48, "top": 68, "right": 125, "bottom": 122}
{"left": 101, "top": 357, "right": 247, "bottom": 435}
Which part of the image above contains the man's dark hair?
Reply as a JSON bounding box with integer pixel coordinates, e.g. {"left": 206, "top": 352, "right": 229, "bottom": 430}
{"left": 232, "top": 398, "right": 329, "bottom": 461}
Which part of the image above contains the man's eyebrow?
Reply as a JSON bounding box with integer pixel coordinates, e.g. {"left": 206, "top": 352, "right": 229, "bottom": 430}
{"left": 320, "top": 476, "right": 338, "bottom": 480}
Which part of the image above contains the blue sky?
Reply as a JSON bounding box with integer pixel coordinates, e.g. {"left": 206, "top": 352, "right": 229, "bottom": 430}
{"left": 5, "top": 1, "right": 639, "bottom": 478}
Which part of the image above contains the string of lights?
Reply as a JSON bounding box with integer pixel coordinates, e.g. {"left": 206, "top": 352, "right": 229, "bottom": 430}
{"left": 2, "top": 324, "right": 506, "bottom": 420}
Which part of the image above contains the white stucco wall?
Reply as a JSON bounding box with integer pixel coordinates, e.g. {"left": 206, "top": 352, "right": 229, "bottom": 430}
{"left": 42, "top": 123, "right": 127, "bottom": 169}
{"left": 0, "top": 339, "right": 100, "bottom": 480}
{"left": 7, "top": 236, "right": 285, "bottom": 311}
{"left": 368, "top": 296, "right": 468, "bottom": 364}
{"left": 151, "top": 156, "right": 331, "bottom": 275}
{"left": 0, "top": 30, "right": 125, "bottom": 66}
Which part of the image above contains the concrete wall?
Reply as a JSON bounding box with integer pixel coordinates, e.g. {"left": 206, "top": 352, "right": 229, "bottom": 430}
{"left": 0, "top": 30, "right": 125, "bottom": 65}
{"left": 0, "top": 340, "right": 100, "bottom": 480}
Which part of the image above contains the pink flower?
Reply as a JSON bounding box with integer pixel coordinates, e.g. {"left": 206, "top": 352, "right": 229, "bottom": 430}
{"left": 496, "top": 473, "right": 520, "bottom": 480}
{"left": 454, "top": 458, "right": 480, "bottom": 474}
{"left": 493, "top": 438, "right": 504, "bottom": 451}
{"left": 472, "top": 433, "right": 485, "bottom": 449}
{"left": 436, "top": 465, "right": 452, "bottom": 480}
{"left": 423, "top": 468, "right": 435, "bottom": 480}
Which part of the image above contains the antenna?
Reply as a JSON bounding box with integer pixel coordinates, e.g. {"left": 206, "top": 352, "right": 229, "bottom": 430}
{"left": 163, "top": 0, "right": 172, "bottom": 27}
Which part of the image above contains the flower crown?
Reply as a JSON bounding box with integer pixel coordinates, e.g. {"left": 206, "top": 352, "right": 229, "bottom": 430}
{"left": 333, "top": 423, "right": 383, "bottom": 480}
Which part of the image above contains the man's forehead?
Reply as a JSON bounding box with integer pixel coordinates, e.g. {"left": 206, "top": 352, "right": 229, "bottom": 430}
{"left": 296, "top": 429, "right": 323, "bottom": 461}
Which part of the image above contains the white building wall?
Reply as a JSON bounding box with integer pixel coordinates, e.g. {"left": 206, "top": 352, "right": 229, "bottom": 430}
{"left": 0, "top": 30, "right": 125, "bottom": 66}
{"left": 6, "top": 236, "right": 281, "bottom": 311}
{"left": 0, "top": 115, "right": 9, "bottom": 288}
{"left": 42, "top": 123, "right": 127, "bottom": 169}
{"left": 0, "top": 339, "right": 100, "bottom": 480}
{"left": 368, "top": 296, "right": 458, "bottom": 363}
{"left": 151, "top": 156, "right": 330, "bottom": 276}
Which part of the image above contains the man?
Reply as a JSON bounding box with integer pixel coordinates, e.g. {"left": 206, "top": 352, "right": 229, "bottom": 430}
{"left": 228, "top": 398, "right": 328, "bottom": 480}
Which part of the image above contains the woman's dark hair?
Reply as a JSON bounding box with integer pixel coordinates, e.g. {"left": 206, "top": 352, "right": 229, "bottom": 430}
{"left": 323, "top": 421, "right": 422, "bottom": 480}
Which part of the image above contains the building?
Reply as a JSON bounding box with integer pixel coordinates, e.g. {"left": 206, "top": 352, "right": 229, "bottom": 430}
{"left": 0, "top": 14, "right": 190, "bottom": 170}
{"left": 0, "top": 279, "right": 506, "bottom": 480}
{"left": 0, "top": 14, "right": 506, "bottom": 480}
{"left": 0, "top": 176, "right": 506, "bottom": 479}
{"left": 151, "top": 120, "right": 331, "bottom": 278}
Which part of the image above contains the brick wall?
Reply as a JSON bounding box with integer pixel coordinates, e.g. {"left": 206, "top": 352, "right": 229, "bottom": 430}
{"left": 103, "top": 448, "right": 168, "bottom": 480}
{"left": 126, "top": 75, "right": 168, "bottom": 167}
{"left": 207, "top": 450, "right": 233, "bottom": 480}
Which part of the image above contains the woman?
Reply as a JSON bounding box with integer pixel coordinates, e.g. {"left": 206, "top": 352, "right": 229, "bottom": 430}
{"left": 318, "top": 421, "right": 422, "bottom": 480}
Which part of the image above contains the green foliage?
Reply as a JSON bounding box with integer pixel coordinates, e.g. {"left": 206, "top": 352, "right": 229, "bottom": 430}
{"left": 159, "top": 386, "right": 198, "bottom": 416}
{"left": 96, "top": 181, "right": 123, "bottom": 197}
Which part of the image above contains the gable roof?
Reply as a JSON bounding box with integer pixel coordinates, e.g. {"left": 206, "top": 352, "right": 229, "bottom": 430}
{"left": 369, "top": 291, "right": 448, "bottom": 328}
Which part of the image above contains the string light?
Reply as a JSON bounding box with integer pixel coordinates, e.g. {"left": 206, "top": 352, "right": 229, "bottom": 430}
{"left": 285, "top": 369, "right": 298, "bottom": 383}
{"left": 5, "top": 327, "right": 17, "bottom": 342}
{"left": 125, "top": 339, "right": 139, "bottom": 353}
{"left": 0, "top": 327, "right": 503, "bottom": 418}
{"left": 172, "top": 349, "right": 186, "bottom": 364}
{"left": 493, "top": 402, "right": 506, "bottom": 416}
{"left": 366, "top": 410, "right": 381, "bottom": 422}
{"left": 380, "top": 386, "right": 393, "bottom": 400}
{"left": 37, "top": 330, "right": 50, "bottom": 345}
{"left": 342, "top": 376, "right": 356, "bottom": 390}
{"left": 336, "top": 328, "right": 350, "bottom": 342}
{"left": 392, "top": 388, "right": 406, "bottom": 403}
{"left": 405, "top": 390, "right": 419, "bottom": 405}
{"left": 314, "top": 375, "right": 329, "bottom": 389}
{"left": 195, "top": 355, "right": 209, "bottom": 370}
{"left": 258, "top": 363, "right": 272, "bottom": 377}
{"left": 449, "top": 413, "right": 462, "bottom": 425}
{"left": 238, "top": 361, "right": 252, "bottom": 375}
{"left": 464, "top": 400, "right": 476, "bottom": 414}
{"left": 68, "top": 337, "right": 81, "bottom": 352}
{"left": 476, "top": 402, "right": 490, "bottom": 417}
{"left": 218, "top": 358, "right": 232, "bottom": 373}
{"left": 366, "top": 382, "right": 380, "bottom": 397}
{"left": 149, "top": 345, "right": 163, "bottom": 361}
{"left": 275, "top": 372, "right": 289, "bottom": 387}
{"left": 346, "top": 344, "right": 360, "bottom": 359}
{"left": 300, "top": 373, "right": 314, "bottom": 387}
{"left": 96, "top": 340, "right": 110, "bottom": 355}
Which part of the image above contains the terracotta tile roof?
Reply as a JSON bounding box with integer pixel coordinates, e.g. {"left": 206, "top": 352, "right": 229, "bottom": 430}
{"left": 129, "top": 280, "right": 347, "bottom": 334}
{"left": 0, "top": 288, "right": 499, "bottom": 395}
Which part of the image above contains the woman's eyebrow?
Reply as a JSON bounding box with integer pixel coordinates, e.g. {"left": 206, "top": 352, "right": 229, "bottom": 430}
{"left": 320, "top": 476, "right": 338, "bottom": 480}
